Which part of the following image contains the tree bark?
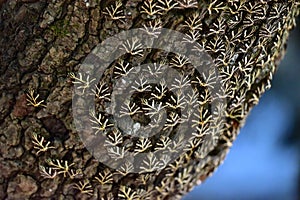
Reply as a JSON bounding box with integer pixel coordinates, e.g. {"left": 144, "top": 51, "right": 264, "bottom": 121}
{"left": 0, "top": 0, "right": 299, "bottom": 199}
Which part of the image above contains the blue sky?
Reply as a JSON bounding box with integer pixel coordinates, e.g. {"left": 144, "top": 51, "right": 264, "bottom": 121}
{"left": 183, "top": 91, "right": 299, "bottom": 200}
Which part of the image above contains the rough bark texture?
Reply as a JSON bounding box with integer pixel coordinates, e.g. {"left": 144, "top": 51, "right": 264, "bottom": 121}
{"left": 0, "top": 0, "right": 299, "bottom": 199}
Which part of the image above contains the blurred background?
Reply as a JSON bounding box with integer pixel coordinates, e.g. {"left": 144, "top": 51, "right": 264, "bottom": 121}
{"left": 183, "top": 18, "right": 300, "bottom": 200}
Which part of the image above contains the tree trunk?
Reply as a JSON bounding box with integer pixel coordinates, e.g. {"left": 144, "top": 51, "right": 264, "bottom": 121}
{"left": 0, "top": 0, "right": 299, "bottom": 199}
